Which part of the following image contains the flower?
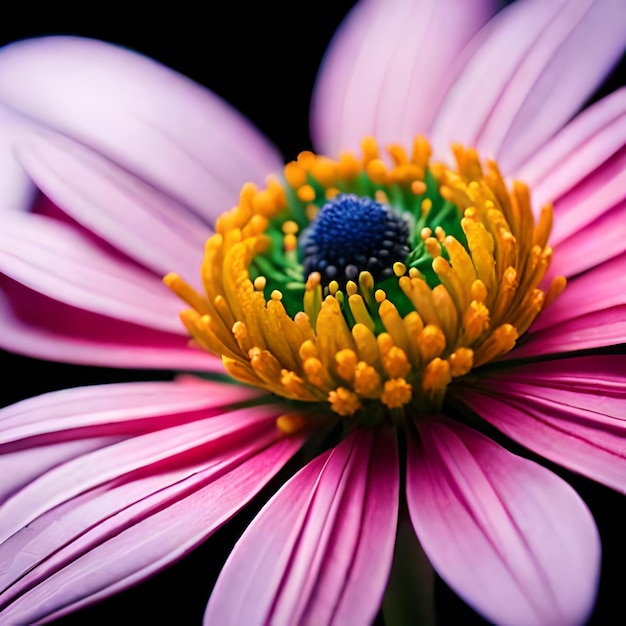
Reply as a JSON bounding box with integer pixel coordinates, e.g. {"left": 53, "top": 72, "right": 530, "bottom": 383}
{"left": 0, "top": 0, "right": 624, "bottom": 624}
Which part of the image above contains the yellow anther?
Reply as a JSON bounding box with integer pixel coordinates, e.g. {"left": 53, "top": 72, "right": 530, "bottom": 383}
{"left": 361, "top": 136, "right": 380, "bottom": 164}
{"left": 282, "top": 220, "right": 299, "bottom": 235}
{"left": 425, "top": 237, "right": 441, "bottom": 258}
{"left": 388, "top": 144, "right": 409, "bottom": 165}
{"left": 393, "top": 262, "right": 407, "bottom": 277}
{"left": 421, "top": 198, "right": 432, "bottom": 216}
{"left": 381, "top": 378, "right": 412, "bottom": 409}
{"left": 375, "top": 289, "right": 387, "bottom": 303}
{"left": 253, "top": 276, "right": 267, "bottom": 291}
{"left": 411, "top": 135, "right": 432, "bottom": 170}
{"left": 420, "top": 227, "right": 432, "bottom": 241}
{"left": 284, "top": 161, "right": 308, "bottom": 188}
{"left": 449, "top": 348, "right": 474, "bottom": 377}
{"left": 303, "top": 357, "right": 326, "bottom": 387}
{"left": 297, "top": 184, "right": 316, "bottom": 202}
{"left": 276, "top": 414, "right": 308, "bottom": 435}
{"left": 283, "top": 233, "right": 298, "bottom": 252}
{"left": 417, "top": 324, "right": 446, "bottom": 362}
{"left": 422, "top": 358, "right": 452, "bottom": 398}
{"left": 411, "top": 180, "right": 427, "bottom": 195}
{"left": 346, "top": 281, "right": 358, "bottom": 297}
{"left": 383, "top": 346, "right": 411, "bottom": 379}
{"left": 336, "top": 349, "right": 358, "bottom": 382}
{"left": 329, "top": 387, "right": 361, "bottom": 416}
{"left": 434, "top": 226, "right": 446, "bottom": 241}
{"left": 353, "top": 362, "right": 382, "bottom": 398}
{"left": 366, "top": 159, "right": 389, "bottom": 185}
{"left": 328, "top": 280, "right": 340, "bottom": 296}
{"left": 281, "top": 370, "right": 312, "bottom": 400}
{"left": 463, "top": 300, "right": 491, "bottom": 343}
{"left": 270, "top": 290, "right": 283, "bottom": 301}
{"left": 232, "top": 321, "right": 247, "bottom": 341}
{"left": 338, "top": 151, "right": 361, "bottom": 179}
{"left": 297, "top": 150, "right": 316, "bottom": 169}
{"left": 375, "top": 189, "right": 390, "bottom": 205}
{"left": 309, "top": 156, "right": 337, "bottom": 187}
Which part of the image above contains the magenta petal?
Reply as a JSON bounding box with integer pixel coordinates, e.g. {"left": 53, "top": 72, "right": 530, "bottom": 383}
{"left": 310, "top": 0, "right": 496, "bottom": 156}
{"left": 204, "top": 428, "right": 399, "bottom": 626}
{"left": 0, "top": 37, "right": 282, "bottom": 222}
{"left": 550, "top": 201, "right": 626, "bottom": 278}
{"left": 407, "top": 418, "right": 600, "bottom": 625}
{"left": 432, "top": 0, "right": 625, "bottom": 172}
{"left": 15, "top": 130, "right": 211, "bottom": 280}
{"left": 0, "top": 383, "right": 303, "bottom": 623}
{"left": 0, "top": 211, "right": 183, "bottom": 333}
{"left": 453, "top": 355, "right": 626, "bottom": 491}
{"left": 0, "top": 278, "right": 216, "bottom": 370}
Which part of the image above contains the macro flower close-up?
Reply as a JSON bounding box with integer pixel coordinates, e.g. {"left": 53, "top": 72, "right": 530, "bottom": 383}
{"left": 0, "top": 0, "right": 625, "bottom": 624}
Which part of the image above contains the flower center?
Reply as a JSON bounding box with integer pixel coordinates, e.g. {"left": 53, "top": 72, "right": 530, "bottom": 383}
{"left": 165, "top": 136, "right": 565, "bottom": 425}
{"left": 300, "top": 193, "right": 410, "bottom": 286}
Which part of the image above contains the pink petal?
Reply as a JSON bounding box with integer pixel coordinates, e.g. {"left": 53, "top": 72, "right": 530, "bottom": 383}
{"left": 0, "top": 36, "right": 282, "bottom": 223}
{"left": 0, "top": 211, "right": 184, "bottom": 333}
{"left": 515, "top": 88, "right": 626, "bottom": 208}
{"left": 407, "top": 418, "right": 600, "bottom": 625}
{"left": 514, "top": 304, "right": 625, "bottom": 358}
{"left": 452, "top": 354, "right": 626, "bottom": 491}
{"left": 513, "top": 255, "right": 626, "bottom": 358}
{"left": 0, "top": 383, "right": 303, "bottom": 623}
{"left": 205, "top": 428, "right": 399, "bottom": 625}
{"left": 431, "top": 0, "right": 625, "bottom": 172}
{"left": 15, "top": 129, "right": 211, "bottom": 281}
{"left": 310, "top": 0, "right": 496, "bottom": 156}
{"left": 549, "top": 146, "right": 626, "bottom": 244}
{"left": 535, "top": 254, "right": 625, "bottom": 329}
{"left": 550, "top": 200, "right": 626, "bottom": 278}
{"left": 0, "top": 277, "right": 217, "bottom": 370}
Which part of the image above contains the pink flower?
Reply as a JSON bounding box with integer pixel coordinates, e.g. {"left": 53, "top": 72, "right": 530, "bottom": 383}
{"left": 0, "top": 0, "right": 624, "bottom": 624}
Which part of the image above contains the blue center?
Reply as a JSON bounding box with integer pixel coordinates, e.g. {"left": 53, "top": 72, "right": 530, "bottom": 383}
{"left": 300, "top": 193, "right": 410, "bottom": 284}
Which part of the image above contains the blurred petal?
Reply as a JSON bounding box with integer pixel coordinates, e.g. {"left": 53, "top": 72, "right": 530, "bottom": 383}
{"left": 0, "top": 383, "right": 302, "bottom": 623}
{"left": 205, "top": 428, "right": 399, "bottom": 626}
{"left": 0, "top": 278, "right": 216, "bottom": 370}
{"left": 452, "top": 355, "right": 626, "bottom": 491}
{"left": 432, "top": 0, "right": 625, "bottom": 171}
{"left": 0, "top": 36, "right": 283, "bottom": 223}
{"left": 0, "top": 104, "right": 37, "bottom": 212}
{"left": 407, "top": 418, "right": 600, "bottom": 625}
{"left": 310, "top": 0, "right": 496, "bottom": 156}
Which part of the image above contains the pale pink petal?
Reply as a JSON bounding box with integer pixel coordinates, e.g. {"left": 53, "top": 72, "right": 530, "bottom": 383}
{"left": 205, "top": 428, "right": 399, "bottom": 626}
{"left": 15, "top": 129, "right": 211, "bottom": 281}
{"left": 0, "top": 211, "right": 184, "bottom": 333}
{"left": 0, "top": 36, "right": 282, "bottom": 223}
{"left": 0, "top": 278, "right": 217, "bottom": 370}
{"left": 515, "top": 88, "right": 626, "bottom": 207}
{"left": 0, "top": 104, "right": 37, "bottom": 212}
{"left": 0, "top": 383, "right": 303, "bottom": 623}
{"left": 550, "top": 200, "right": 626, "bottom": 278}
{"left": 432, "top": 0, "right": 625, "bottom": 171}
{"left": 407, "top": 418, "right": 600, "bottom": 625}
{"left": 451, "top": 355, "right": 626, "bottom": 491}
{"left": 310, "top": 0, "right": 496, "bottom": 156}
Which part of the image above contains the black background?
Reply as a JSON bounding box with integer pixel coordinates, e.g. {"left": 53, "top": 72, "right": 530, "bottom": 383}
{"left": 1, "top": 1, "right": 624, "bottom": 624}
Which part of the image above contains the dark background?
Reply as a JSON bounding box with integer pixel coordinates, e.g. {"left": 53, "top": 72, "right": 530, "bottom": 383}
{"left": 1, "top": 1, "right": 624, "bottom": 623}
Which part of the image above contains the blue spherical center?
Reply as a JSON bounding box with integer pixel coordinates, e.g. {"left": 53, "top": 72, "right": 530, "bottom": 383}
{"left": 300, "top": 193, "right": 410, "bottom": 284}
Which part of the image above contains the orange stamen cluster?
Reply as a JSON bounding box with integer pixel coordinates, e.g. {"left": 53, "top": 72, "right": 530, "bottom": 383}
{"left": 165, "top": 137, "right": 564, "bottom": 422}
